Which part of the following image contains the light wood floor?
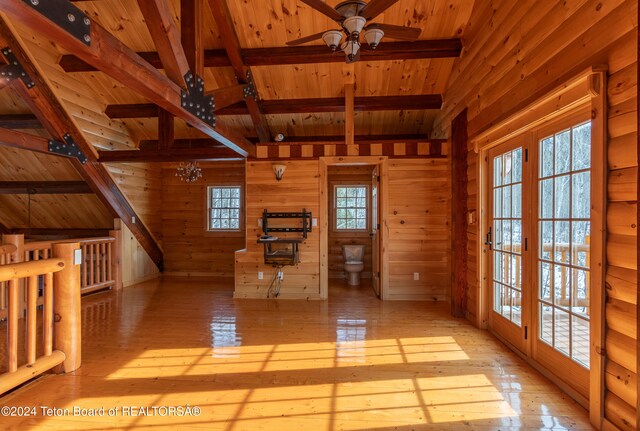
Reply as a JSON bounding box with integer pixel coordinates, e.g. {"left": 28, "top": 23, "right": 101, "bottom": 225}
{"left": 0, "top": 277, "right": 593, "bottom": 430}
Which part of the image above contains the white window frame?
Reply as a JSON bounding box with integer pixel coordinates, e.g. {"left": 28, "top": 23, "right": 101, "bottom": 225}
{"left": 207, "top": 185, "right": 242, "bottom": 232}
{"left": 333, "top": 185, "right": 369, "bottom": 231}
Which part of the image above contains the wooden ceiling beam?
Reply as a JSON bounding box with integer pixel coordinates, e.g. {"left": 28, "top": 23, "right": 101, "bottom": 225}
{"left": 105, "top": 94, "right": 443, "bottom": 118}
{"left": 0, "top": 0, "right": 255, "bottom": 157}
{"left": 0, "top": 126, "right": 51, "bottom": 154}
{"left": 158, "top": 108, "right": 174, "bottom": 150}
{"left": 0, "top": 114, "right": 41, "bottom": 129}
{"left": 98, "top": 147, "right": 240, "bottom": 163}
{"left": 208, "top": 0, "right": 270, "bottom": 143}
{"left": 0, "top": 16, "right": 165, "bottom": 269}
{"left": 137, "top": 0, "right": 190, "bottom": 88}
{"left": 5, "top": 228, "right": 111, "bottom": 238}
{"left": 180, "top": 0, "right": 204, "bottom": 76}
{"left": 59, "top": 40, "right": 462, "bottom": 72}
{"left": 206, "top": 84, "right": 249, "bottom": 111}
{"left": 0, "top": 181, "right": 92, "bottom": 194}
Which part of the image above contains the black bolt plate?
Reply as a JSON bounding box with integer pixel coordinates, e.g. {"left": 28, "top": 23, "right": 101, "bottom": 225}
{"left": 22, "top": 0, "right": 92, "bottom": 46}
{"left": 181, "top": 72, "right": 215, "bottom": 127}
{"left": 243, "top": 70, "right": 258, "bottom": 100}
{"left": 0, "top": 48, "right": 34, "bottom": 89}
{"left": 48, "top": 134, "right": 87, "bottom": 164}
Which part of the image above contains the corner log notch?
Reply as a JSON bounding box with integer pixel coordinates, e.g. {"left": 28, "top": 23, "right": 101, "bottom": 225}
{"left": 0, "top": 0, "right": 255, "bottom": 157}
{"left": 0, "top": 16, "right": 165, "bottom": 270}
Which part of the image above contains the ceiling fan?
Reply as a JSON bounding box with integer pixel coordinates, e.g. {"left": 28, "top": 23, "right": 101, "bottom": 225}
{"left": 287, "top": 0, "right": 422, "bottom": 63}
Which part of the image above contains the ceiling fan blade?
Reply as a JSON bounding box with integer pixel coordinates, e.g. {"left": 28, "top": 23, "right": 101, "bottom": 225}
{"left": 359, "top": 0, "right": 401, "bottom": 20}
{"left": 286, "top": 31, "right": 328, "bottom": 46}
{"left": 367, "top": 23, "right": 421, "bottom": 41}
{"left": 300, "top": 0, "right": 344, "bottom": 21}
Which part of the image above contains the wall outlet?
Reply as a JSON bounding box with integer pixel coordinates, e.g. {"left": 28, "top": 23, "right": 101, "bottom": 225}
{"left": 413, "top": 272, "right": 419, "bottom": 281}
{"left": 258, "top": 272, "right": 263, "bottom": 280}
{"left": 131, "top": 216, "right": 136, "bottom": 224}
{"left": 312, "top": 218, "right": 318, "bottom": 227}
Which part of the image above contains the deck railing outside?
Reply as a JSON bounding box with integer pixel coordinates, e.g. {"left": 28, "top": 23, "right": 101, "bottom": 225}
{"left": 0, "top": 242, "right": 81, "bottom": 395}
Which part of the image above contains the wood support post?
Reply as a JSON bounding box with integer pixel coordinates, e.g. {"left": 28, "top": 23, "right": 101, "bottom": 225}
{"left": 345, "top": 83, "right": 355, "bottom": 147}
{"left": 52, "top": 242, "right": 81, "bottom": 374}
{"left": 109, "top": 228, "right": 123, "bottom": 290}
{"left": 2, "top": 234, "right": 24, "bottom": 263}
{"left": 451, "top": 109, "right": 468, "bottom": 318}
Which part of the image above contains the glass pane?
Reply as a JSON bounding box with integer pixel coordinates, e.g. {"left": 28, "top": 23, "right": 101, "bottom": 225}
{"left": 494, "top": 188, "right": 502, "bottom": 219}
{"left": 512, "top": 183, "right": 522, "bottom": 218}
{"left": 512, "top": 148, "right": 522, "bottom": 182}
{"left": 554, "top": 221, "right": 570, "bottom": 263}
{"left": 555, "top": 175, "right": 570, "bottom": 218}
{"left": 502, "top": 152, "right": 512, "bottom": 185}
{"left": 356, "top": 219, "right": 366, "bottom": 229}
{"left": 554, "top": 308, "right": 570, "bottom": 356}
{"left": 540, "top": 179, "right": 553, "bottom": 219}
{"left": 572, "top": 315, "right": 590, "bottom": 367}
{"left": 540, "top": 221, "right": 553, "bottom": 260}
{"left": 540, "top": 137, "right": 554, "bottom": 178}
{"left": 512, "top": 289, "right": 522, "bottom": 326}
{"left": 502, "top": 185, "right": 511, "bottom": 218}
{"left": 494, "top": 156, "right": 503, "bottom": 186}
{"left": 540, "top": 303, "right": 553, "bottom": 345}
{"left": 554, "top": 264, "right": 570, "bottom": 310}
{"left": 572, "top": 122, "right": 591, "bottom": 171}
{"left": 494, "top": 221, "right": 503, "bottom": 251}
{"left": 555, "top": 130, "right": 571, "bottom": 175}
{"left": 572, "top": 221, "right": 590, "bottom": 268}
{"left": 337, "top": 187, "right": 346, "bottom": 197}
{"left": 356, "top": 198, "right": 366, "bottom": 208}
{"left": 571, "top": 172, "right": 590, "bottom": 218}
{"left": 511, "top": 220, "right": 522, "bottom": 250}
{"left": 572, "top": 268, "right": 590, "bottom": 317}
{"left": 539, "top": 262, "right": 552, "bottom": 302}
{"left": 502, "top": 220, "right": 512, "bottom": 251}
{"left": 493, "top": 282, "right": 503, "bottom": 314}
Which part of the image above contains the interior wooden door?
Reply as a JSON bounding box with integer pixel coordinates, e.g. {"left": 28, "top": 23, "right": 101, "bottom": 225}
{"left": 486, "top": 139, "right": 528, "bottom": 353}
{"left": 371, "top": 166, "right": 380, "bottom": 298}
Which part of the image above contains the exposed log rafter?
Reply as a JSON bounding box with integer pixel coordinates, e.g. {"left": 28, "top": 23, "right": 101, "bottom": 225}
{"left": 208, "top": 0, "right": 270, "bottom": 143}
{"left": 0, "top": 0, "right": 255, "bottom": 157}
{"left": 0, "top": 181, "right": 92, "bottom": 194}
{"left": 58, "top": 39, "right": 463, "bottom": 71}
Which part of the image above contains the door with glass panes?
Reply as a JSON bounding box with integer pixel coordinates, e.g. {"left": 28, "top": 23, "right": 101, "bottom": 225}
{"left": 486, "top": 113, "right": 592, "bottom": 399}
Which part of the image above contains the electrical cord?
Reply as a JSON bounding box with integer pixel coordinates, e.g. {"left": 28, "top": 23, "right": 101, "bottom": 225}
{"left": 266, "top": 265, "right": 284, "bottom": 298}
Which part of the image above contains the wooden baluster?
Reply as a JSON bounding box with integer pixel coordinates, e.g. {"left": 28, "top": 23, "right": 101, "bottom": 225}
{"left": 43, "top": 272, "right": 53, "bottom": 357}
{"left": 26, "top": 275, "right": 38, "bottom": 364}
{"left": 101, "top": 242, "right": 107, "bottom": 283}
{"left": 8, "top": 278, "right": 19, "bottom": 372}
{"left": 107, "top": 242, "right": 113, "bottom": 284}
{"left": 109, "top": 229, "right": 123, "bottom": 290}
{"left": 52, "top": 242, "right": 82, "bottom": 373}
{"left": 89, "top": 244, "right": 95, "bottom": 288}
{"left": 81, "top": 244, "right": 87, "bottom": 290}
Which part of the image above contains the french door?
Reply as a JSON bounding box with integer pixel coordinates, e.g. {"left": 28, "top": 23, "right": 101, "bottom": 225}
{"left": 486, "top": 112, "right": 593, "bottom": 399}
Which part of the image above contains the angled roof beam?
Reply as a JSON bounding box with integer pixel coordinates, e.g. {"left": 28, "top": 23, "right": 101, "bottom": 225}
{"left": 0, "top": 181, "right": 92, "bottom": 194}
{"left": 180, "top": 0, "right": 204, "bottom": 76}
{"left": 105, "top": 94, "right": 443, "bottom": 118}
{"left": 59, "top": 40, "right": 463, "bottom": 71}
{"left": 0, "top": 0, "right": 255, "bottom": 157}
{"left": 137, "top": 0, "right": 190, "bottom": 88}
{"left": 208, "top": 0, "right": 270, "bottom": 143}
{"left": 0, "top": 16, "right": 164, "bottom": 268}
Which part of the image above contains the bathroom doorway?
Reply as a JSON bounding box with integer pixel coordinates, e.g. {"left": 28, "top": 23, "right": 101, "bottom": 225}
{"left": 319, "top": 157, "right": 388, "bottom": 300}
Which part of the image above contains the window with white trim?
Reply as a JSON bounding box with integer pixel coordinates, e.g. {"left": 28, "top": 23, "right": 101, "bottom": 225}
{"left": 207, "top": 186, "right": 241, "bottom": 231}
{"left": 334, "top": 185, "right": 368, "bottom": 230}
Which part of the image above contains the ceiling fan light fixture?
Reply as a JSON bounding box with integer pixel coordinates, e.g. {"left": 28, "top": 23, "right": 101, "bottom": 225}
{"left": 322, "top": 30, "right": 343, "bottom": 52}
{"left": 363, "top": 28, "right": 384, "bottom": 49}
{"left": 341, "top": 38, "right": 361, "bottom": 61}
{"left": 343, "top": 15, "right": 366, "bottom": 37}
{"left": 335, "top": 0, "right": 367, "bottom": 18}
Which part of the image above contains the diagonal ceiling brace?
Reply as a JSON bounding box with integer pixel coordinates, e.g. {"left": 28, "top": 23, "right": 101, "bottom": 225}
{"left": 0, "top": 15, "right": 164, "bottom": 270}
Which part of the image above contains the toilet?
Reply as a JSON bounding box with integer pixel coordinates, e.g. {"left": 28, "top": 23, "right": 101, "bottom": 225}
{"left": 342, "top": 244, "right": 365, "bottom": 286}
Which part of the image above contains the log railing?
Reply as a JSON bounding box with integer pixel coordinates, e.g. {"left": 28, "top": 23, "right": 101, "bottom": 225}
{"left": 0, "top": 242, "right": 81, "bottom": 395}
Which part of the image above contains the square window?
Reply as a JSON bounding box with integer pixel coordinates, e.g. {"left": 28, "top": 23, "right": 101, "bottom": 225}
{"left": 208, "top": 186, "right": 242, "bottom": 231}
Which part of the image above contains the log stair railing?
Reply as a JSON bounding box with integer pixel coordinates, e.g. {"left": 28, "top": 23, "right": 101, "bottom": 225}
{"left": 0, "top": 242, "right": 81, "bottom": 395}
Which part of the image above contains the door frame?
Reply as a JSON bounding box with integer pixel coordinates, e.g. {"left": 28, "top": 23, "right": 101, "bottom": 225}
{"left": 319, "top": 156, "right": 389, "bottom": 300}
{"left": 474, "top": 68, "right": 606, "bottom": 419}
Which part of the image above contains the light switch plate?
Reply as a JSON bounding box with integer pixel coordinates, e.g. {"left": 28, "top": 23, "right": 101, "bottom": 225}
{"left": 74, "top": 249, "right": 83, "bottom": 265}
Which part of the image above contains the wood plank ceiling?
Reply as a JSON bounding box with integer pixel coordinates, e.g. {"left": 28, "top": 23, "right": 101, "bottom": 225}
{"left": 0, "top": 0, "right": 475, "bottom": 148}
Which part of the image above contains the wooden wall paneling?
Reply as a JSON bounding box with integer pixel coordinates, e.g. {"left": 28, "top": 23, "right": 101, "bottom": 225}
{"left": 117, "top": 219, "right": 160, "bottom": 287}
{"left": 235, "top": 160, "right": 321, "bottom": 299}
{"left": 162, "top": 161, "right": 246, "bottom": 276}
{"left": 451, "top": 109, "right": 467, "bottom": 317}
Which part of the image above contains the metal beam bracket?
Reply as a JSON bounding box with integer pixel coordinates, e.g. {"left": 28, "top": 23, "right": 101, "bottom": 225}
{"left": 48, "top": 133, "right": 87, "bottom": 164}
{"left": 21, "top": 0, "right": 92, "bottom": 46}
{"left": 0, "top": 48, "right": 34, "bottom": 88}
{"left": 181, "top": 72, "right": 215, "bottom": 127}
{"left": 243, "top": 70, "right": 258, "bottom": 100}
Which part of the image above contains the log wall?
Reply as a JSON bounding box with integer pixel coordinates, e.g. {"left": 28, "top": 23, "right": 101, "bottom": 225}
{"left": 433, "top": 0, "right": 637, "bottom": 428}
